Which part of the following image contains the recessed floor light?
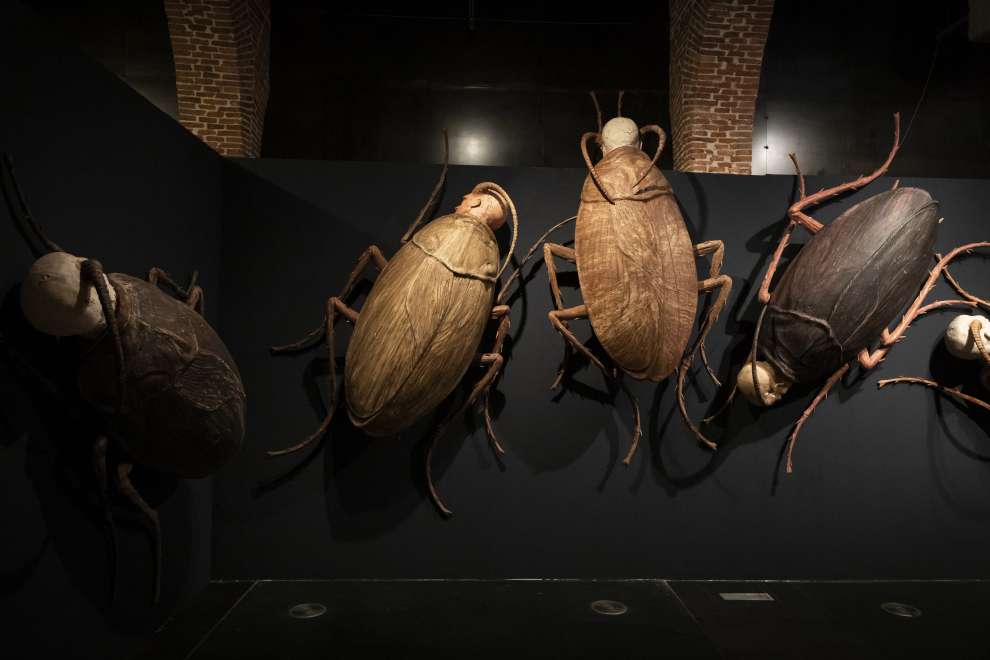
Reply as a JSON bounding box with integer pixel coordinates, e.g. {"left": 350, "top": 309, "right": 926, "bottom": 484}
{"left": 289, "top": 603, "right": 327, "bottom": 619}
{"left": 590, "top": 600, "right": 628, "bottom": 616}
{"left": 881, "top": 602, "right": 922, "bottom": 619}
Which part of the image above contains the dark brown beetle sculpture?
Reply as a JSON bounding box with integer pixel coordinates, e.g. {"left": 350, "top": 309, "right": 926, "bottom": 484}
{"left": 720, "top": 114, "right": 990, "bottom": 471}
{"left": 2, "top": 155, "right": 246, "bottom": 603}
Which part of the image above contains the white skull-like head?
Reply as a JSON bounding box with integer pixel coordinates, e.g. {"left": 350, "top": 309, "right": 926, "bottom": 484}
{"left": 736, "top": 360, "right": 792, "bottom": 406}
{"left": 601, "top": 117, "right": 641, "bottom": 154}
{"left": 944, "top": 314, "right": 990, "bottom": 360}
{"left": 20, "top": 252, "right": 116, "bottom": 337}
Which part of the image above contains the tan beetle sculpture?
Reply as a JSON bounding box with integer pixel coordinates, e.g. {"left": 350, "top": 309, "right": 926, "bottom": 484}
{"left": 539, "top": 92, "right": 732, "bottom": 461}
{"left": 269, "top": 134, "right": 520, "bottom": 516}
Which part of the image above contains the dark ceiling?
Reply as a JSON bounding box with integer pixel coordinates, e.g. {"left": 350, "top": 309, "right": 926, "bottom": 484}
{"left": 22, "top": 0, "right": 990, "bottom": 177}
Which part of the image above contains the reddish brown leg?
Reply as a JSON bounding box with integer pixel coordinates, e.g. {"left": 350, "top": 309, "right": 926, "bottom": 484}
{"left": 858, "top": 242, "right": 990, "bottom": 371}
{"left": 542, "top": 242, "right": 584, "bottom": 386}
{"left": 426, "top": 305, "right": 511, "bottom": 517}
{"left": 693, "top": 240, "right": 730, "bottom": 387}
{"left": 148, "top": 267, "right": 205, "bottom": 314}
{"left": 92, "top": 436, "right": 117, "bottom": 604}
{"left": 677, "top": 271, "right": 733, "bottom": 451}
{"left": 116, "top": 464, "right": 161, "bottom": 604}
{"left": 271, "top": 245, "right": 387, "bottom": 354}
{"left": 876, "top": 319, "right": 990, "bottom": 409}
{"left": 784, "top": 363, "right": 851, "bottom": 474}
{"left": 759, "top": 114, "right": 900, "bottom": 304}
{"left": 268, "top": 297, "right": 358, "bottom": 457}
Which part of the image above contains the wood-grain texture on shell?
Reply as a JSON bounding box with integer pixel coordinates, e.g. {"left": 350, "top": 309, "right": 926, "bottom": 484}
{"left": 77, "top": 274, "right": 246, "bottom": 478}
{"left": 576, "top": 145, "right": 697, "bottom": 381}
{"left": 761, "top": 187, "right": 939, "bottom": 383}
{"left": 345, "top": 214, "right": 498, "bottom": 436}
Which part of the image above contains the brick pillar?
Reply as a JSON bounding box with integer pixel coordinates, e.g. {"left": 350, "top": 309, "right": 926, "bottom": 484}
{"left": 165, "top": 0, "right": 271, "bottom": 157}
{"left": 669, "top": 0, "right": 773, "bottom": 174}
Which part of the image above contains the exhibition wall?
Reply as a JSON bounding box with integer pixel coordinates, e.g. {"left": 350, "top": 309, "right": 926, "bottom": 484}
{"left": 215, "top": 157, "right": 990, "bottom": 581}
{"left": 0, "top": 3, "right": 221, "bottom": 659}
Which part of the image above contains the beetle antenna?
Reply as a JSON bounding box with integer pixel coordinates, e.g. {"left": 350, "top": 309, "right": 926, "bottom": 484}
{"left": 497, "top": 215, "right": 576, "bottom": 305}
{"left": 632, "top": 125, "right": 667, "bottom": 190}
{"left": 81, "top": 260, "right": 126, "bottom": 413}
{"left": 617, "top": 89, "right": 625, "bottom": 118}
{"left": 580, "top": 132, "right": 614, "bottom": 205}
{"left": 1, "top": 153, "right": 63, "bottom": 257}
{"left": 589, "top": 91, "right": 603, "bottom": 136}
{"left": 402, "top": 129, "right": 449, "bottom": 244}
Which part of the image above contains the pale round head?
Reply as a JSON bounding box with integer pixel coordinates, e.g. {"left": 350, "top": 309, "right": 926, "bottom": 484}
{"left": 737, "top": 360, "right": 792, "bottom": 406}
{"left": 455, "top": 192, "right": 507, "bottom": 231}
{"left": 20, "top": 252, "right": 116, "bottom": 337}
{"left": 601, "top": 117, "right": 641, "bottom": 154}
{"left": 944, "top": 314, "right": 990, "bottom": 360}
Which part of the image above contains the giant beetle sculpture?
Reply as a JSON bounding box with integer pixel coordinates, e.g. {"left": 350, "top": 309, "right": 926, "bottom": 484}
{"left": 539, "top": 92, "right": 732, "bottom": 461}
{"left": 723, "top": 114, "right": 990, "bottom": 471}
{"left": 2, "top": 154, "right": 246, "bottom": 603}
{"left": 268, "top": 134, "right": 522, "bottom": 517}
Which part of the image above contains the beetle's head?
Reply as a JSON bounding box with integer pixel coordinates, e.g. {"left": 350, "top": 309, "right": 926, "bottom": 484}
{"left": 736, "top": 360, "right": 792, "bottom": 406}
{"left": 601, "top": 117, "right": 641, "bottom": 154}
{"left": 20, "top": 251, "right": 116, "bottom": 337}
{"left": 456, "top": 190, "right": 507, "bottom": 232}
{"left": 944, "top": 314, "right": 990, "bottom": 360}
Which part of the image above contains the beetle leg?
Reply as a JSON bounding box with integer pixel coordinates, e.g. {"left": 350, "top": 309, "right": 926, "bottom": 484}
{"left": 425, "top": 309, "right": 511, "bottom": 516}
{"left": 676, "top": 273, "right": 733, "bottom": 450}
{"left": 784, "top": 363, "right": 851, "bottom": 474}
{"left": 269, "top": 297, "right": 357, "bottom": 457}
{"left": 877, "top": 377, "right": 990, "bottom": 411}
{"left": 693, "top": 240, "right": 729, "bottom": 387}
{"left": 148, "top": 267, "right": 206, "bottom": 313}
{"left": 544, "top": 243, "right": 593, "bottom": 387}
{"left": 548, "top": 305, "right": 609, "bottom": 382}
{"left": 271, "top": 245, "right": 386, "bottom": 354}
{"left": 116, "top": 464, "right": 161, "bottom": 604}
{"left": 93, "top": 436, "right": 118, "bottom": 605}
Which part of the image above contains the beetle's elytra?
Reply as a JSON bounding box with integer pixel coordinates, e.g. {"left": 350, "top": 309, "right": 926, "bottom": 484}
{"left": 576, "top": 144, "right": 698, "bottom": 381}
{"left": 78, "top": 273, "right": 246, "bottom": 478}
{"left": 761, "top": 187, "right": 939, "bottom": 384}
{"left": 345, "top": 211, "right": 501, "bottom": 437}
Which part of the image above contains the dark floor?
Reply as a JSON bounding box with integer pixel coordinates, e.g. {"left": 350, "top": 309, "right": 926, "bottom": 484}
{"left": 141, "top": 579, "right": 990, "bottom": 659}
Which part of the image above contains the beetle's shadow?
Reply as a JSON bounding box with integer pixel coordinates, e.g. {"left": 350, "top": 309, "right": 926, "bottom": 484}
{"left": 0, "top": 284, "right": 180, "bottom": 629}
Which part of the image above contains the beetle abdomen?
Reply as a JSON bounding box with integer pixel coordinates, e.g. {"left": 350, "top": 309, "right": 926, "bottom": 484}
{"left": 78, "top": 274, "right": 246, "bottom": 478}
{"left": 576, "top": 146, "right": 697, "bottom": 381}
{"left": 761, "top": 187, "right": 939, "bottom": 383}
{"left": 345, "top": 214, "right": 498, "bottom": 436}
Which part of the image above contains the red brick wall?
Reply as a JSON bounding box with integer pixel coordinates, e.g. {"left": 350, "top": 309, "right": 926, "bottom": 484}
{"left": 164, "top": 0, "right": 270, "bottom": 157}
{"left": 669, "top": 0, "right": 773, "bottom": 174}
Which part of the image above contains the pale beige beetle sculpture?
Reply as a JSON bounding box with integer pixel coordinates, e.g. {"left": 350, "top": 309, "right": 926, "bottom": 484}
{"left": 539, "top": 92, "right": 732, "bottom": 461}
{"left": 269, "top": 136, "right": 520, "bottom": 516}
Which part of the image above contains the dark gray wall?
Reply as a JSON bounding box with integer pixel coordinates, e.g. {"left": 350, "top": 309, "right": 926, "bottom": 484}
{"left": 0, "top": 3, "right": 221, "bottom": 659}
{"left": 215, "top": 156, "right": 990, "bottom": 581}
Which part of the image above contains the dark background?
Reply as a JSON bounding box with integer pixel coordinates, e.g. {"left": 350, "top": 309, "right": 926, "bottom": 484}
{"left": 215, "top": 156, "right": 990, "bottom": 581}
{"left": 23, "top": 0, "right": 990, "bottom": 176}
{"left": 0, "top": 3, "right": 219, "bottom": 659}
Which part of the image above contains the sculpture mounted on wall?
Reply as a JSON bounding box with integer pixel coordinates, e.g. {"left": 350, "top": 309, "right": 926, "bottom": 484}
{"left": 538, "top": 91, "right": 732, "bottom": 461}
{"left": 1, "top": 154, "right": 246, "bottom": 603}
{"left": 722, "top": 114, "right": 990, "bottom": 471}
{"left": 268, "top": 133, "right": 521, "bottom": 517}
